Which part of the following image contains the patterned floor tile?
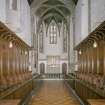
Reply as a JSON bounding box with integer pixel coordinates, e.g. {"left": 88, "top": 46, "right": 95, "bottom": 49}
{"left": 29, "top": 81, "right": 80, "bottom": 105}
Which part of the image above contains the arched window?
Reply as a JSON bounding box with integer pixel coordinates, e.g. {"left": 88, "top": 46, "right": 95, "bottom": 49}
{"left": 49, "top": 20, "right": 57, "bottom": 44}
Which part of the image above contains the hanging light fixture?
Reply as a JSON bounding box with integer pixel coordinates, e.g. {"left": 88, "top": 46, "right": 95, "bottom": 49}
{"left": 9, "top": 41, "right": 13, "bottom": 48}
{"left": 93, "top": 41, "right": 97, "bottom": 48}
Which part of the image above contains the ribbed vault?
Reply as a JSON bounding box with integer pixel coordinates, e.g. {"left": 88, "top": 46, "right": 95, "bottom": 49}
{"left": 30, "top": 0, "right": 78, "bottom": 30}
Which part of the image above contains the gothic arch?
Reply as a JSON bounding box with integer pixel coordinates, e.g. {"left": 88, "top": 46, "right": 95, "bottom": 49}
{"left": 62, "top": 63, "right": 67, "bottom": 74}
{"left": 40, "top": 63, "right": 45, "bottom": 74}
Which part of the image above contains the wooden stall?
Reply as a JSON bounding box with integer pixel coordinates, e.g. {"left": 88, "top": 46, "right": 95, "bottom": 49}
{"left": 0, "top": 21, "right": 34, "bottom": 103}
{"left": 74, "top": 21, "right": 105, "bottom": 100}
{"left": 88, "top": 99, "right": 105, "bottom": 105}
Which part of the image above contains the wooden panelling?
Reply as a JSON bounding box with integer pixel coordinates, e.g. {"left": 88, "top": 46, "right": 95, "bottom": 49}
{"left": 88, "top": 99, "right": 105, "bottom": 105}
{"left": 0, "top": 21, "right": 33, "bottom": 101}
{"left": 93, "top": 47, "right": 97, "bottom": 74}
{"left": 75, "top": 21, "right": 105, "bottom": 99}
{"left": 75, "top": 80, "right": 103, "bottom": 100}
{"left": 0, "top": 100, "right": 20, "bottom": 105}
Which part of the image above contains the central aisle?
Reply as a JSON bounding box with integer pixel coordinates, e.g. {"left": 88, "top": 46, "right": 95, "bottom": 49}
{"left": 29, "top": 80, "right": 80, "bottom": 105}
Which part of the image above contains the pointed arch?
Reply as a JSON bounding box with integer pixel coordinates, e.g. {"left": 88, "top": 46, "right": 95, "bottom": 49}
{"left": 48, "top": 19, "right": 58, "bottom": 44}
{"left": 46, "top": 17, "right": 60, "bottom": 37}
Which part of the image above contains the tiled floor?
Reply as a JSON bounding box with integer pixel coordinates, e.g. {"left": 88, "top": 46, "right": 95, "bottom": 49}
{"left": 29, "top": 80, "right": 80, "bottom": 105}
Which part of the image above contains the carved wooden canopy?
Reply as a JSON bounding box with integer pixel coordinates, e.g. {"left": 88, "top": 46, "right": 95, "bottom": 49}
{"left": 74, "top": 21, "right": 105, "bottom": 50}
{"left": 0, "top": 21, "right": 31, "bottom": 50}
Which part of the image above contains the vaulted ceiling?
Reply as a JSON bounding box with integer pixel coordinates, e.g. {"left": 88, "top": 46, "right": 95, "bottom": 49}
{"left": 30, "top": 0, "right": 78, "bottom": 24}
{"left": 28, "top": 0, "right": 78, "bottom": 5}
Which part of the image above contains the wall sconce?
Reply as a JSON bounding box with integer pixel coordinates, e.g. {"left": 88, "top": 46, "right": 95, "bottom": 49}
{"left": 25, "top": 51, "right": 28, "bottom": 55}
{"left": 9, "top": 41, "right": 13, "bottom": 48}
{"left": 79, "top": 50, "right": 82, "bottom": 55}
{"left": 93, "top": 41, "right": 98, "bottom": 48}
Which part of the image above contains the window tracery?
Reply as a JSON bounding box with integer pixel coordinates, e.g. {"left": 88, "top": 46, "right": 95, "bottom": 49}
{"left": 49, "top": 20, "right": 57, "bottom": 44}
